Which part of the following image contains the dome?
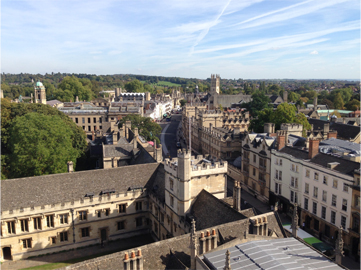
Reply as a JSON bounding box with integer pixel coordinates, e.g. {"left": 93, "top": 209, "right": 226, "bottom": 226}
{"left": 35, "top": 81, "right": 43, "bottom": 87}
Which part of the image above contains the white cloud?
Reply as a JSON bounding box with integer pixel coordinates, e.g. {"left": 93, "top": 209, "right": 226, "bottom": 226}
{"left": 310, "top": 50, "right": 319, "bottom": 54}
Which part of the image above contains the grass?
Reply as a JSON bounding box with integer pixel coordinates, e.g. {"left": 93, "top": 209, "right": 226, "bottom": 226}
{"left": 140, "top": 80, "right": 181, "bottom": 87}
{"left": 303, "top": 237, "right": 322, "bottom": 245}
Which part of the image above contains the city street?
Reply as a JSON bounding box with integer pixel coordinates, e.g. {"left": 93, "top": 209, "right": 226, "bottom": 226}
{"left": 158, "top": 113, "right": 182, "bottom": 158}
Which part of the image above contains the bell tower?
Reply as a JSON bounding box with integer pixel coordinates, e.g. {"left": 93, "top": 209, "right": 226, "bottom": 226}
{"left": 210, "top": 74, "right": 220, "bottom": 95}
{"left": 34, "top": 81, "right": 46, "bottom": 104}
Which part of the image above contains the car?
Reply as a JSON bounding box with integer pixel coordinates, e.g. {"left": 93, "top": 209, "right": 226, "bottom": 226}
{"left": 176, "top": 142, "right": 181, "bottom": 148}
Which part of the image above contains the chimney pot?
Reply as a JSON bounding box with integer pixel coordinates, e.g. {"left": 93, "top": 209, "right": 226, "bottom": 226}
{"left": 67, "top": 161, "right": 73, "bottom": 173}
{"left": 131, "top": 251, "right": 135, "bottom": 258}
{"left": 211, "top": 229, "right": 216, "bottom": 236}
{"left": 137, "top": 249, "right": 142, "bottom": 256}
{"left": 200, "top": 232, "right": 204, "bottom": 238}
{"left": 124, "top": 253, "right": 129, "bottom": 260}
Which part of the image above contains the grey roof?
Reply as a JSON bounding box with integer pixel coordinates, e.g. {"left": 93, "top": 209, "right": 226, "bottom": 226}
{"left": 190, "top": 190, "right": 247, "bottom": 230}
{"left": 279, "top": 146, "right": 309, "bottom": 160}
{"left": 1, "top": 163, "right": 160, "bottom": 212}
{"left": 308, "top": 118, "right": 360, "bottom": 140}
{"left": 217, "top": 94, "right": 252, "bottom": 108}
{"left": 103, "top": 144, "right": 135, "bottom": 158}
{"left": 203, "top": 238, "right": 342, "bottom": 270}
{"left": 319, "top": 138, "right": 360, "bottom": 155}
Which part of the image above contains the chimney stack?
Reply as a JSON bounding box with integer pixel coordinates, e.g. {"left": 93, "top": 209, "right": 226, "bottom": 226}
{"left": 327, "top": 131, "right": 337, "bottom": 139}
{"left": 277, "top": 133, "right": 286, "bottom": 151}
{"left": 308, "top": 139, "right": 319, "bottom": 159}
{"left": 67, "top": 161, "right": 74, "bottom": 173}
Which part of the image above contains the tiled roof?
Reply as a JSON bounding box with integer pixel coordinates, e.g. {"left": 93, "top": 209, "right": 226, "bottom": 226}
{"left": 278, "top": 146, "right": 309, "bottom": 160}
{"left": 308, "top": 118, "right": 360, "bottom": 140}
{"left": 103, "top": 144, "right": 135, "bottom": 158}
{"left": 1, "top": 163, "right": 160, "bottom": 212}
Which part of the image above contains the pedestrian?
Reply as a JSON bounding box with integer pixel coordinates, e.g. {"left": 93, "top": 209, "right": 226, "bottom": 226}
{"left": 302, "top": 222, "right": 305, "bottom": 230}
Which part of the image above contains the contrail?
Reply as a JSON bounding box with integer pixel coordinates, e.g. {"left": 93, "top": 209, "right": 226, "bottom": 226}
{"left": 190, "top": 0, "right": 232, "bottom": 55}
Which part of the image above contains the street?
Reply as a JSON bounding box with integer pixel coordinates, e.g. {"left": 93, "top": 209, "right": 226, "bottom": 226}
{"left": 158, "top": 113, "right": 182, "bottom": 158}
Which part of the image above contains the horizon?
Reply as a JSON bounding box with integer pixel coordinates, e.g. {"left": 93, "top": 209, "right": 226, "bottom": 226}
{"left": 2, "top": 0, "right": 360, "bottom": 80}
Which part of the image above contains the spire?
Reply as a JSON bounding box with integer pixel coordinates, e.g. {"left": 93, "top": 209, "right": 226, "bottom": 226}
{"left": 224, "top": 250, "right": 231, "bottom": 270}
{"left": 335, "top": 226, "right": 344, "bottom": 265}
{"left": 291, "top": 203, "right": 299, "bottom": 238}
{"left": 190, "top": 219, "right": 198, "bottom": 270}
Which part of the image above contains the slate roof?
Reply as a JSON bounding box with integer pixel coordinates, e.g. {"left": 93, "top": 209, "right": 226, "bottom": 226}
{"left": 308, "top": 118, "right": 360, "bottom": 140}
{"left": 1, "top": 163, "right": 160, "bottom": 212}
{"left": 279, "top": 146, "right": 309, "bottom": 160}
{"left": 190, "top": 190, "right": 247, "bottom": 230}
{"left": 217, "top": 94, "right": 252, "bottom": 108}
{"left": 103, "top": 144, "right": 135, "bottom": 158}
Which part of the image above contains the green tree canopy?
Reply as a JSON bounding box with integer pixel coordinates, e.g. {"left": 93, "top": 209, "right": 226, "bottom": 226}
{"left": 333, "top": 92, "right": 344, "bottom": 109}
{"left": 7, "top": 113, "right": 82, "bottom": 178}
{"left": 1, "top": 101, "right": 87, "bottom": 179}
{"left": 180, "top": 99, "right": 187, "bottom": 107}
{"left": 55, "top": 76, "right": 93, "bottom": 102}
{"left": 124, "top": 79, "right": 144, "bottom": 93}
{"left": 118, "top": 114, "right": 162, "bottom": 145}
{"left": 345, "top": 99, "right": 360, "bottom": 111}
{"left": 248, "top": 108, "right": 273, "bottom": 133}
{"left": 243, "top": 91, "right": 272, "bottom": 117}
{"left": 288, "top": 91, "right": 300, "bottom": 103}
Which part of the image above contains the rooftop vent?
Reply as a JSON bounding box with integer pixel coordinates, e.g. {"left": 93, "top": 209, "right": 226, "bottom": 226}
{"left": 85, "top": 192, "right": 94, "bottom": 197}
{"left": 327, "top": 162, "right": 340, "bottom": 170}
{"left": 100, "top": 189, "right": 115, "bottom": 195}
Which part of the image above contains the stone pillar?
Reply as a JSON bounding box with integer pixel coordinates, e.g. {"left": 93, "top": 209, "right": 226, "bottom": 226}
{"left": 291, "top": 203, "right": 299, "bottom": 238}
{"left": 206, "top": 231, "right": 211, "bottom": 251}
{"left": 263, "top": 216, "right": 268, "bottom": 236}
{"left": 211, "top": 229, "right": 217, "bottom": 249}
{"left": 233, "top": 181, "right": 241, "bottom": 212}
{"left": 224, "top": 250, "right": 231, "bottom": 270}
{"left": 190, "top": 219, "right": 198, "bottom": 270}
{"left": 335, "top": 226, "right": 344, "bottom": 265}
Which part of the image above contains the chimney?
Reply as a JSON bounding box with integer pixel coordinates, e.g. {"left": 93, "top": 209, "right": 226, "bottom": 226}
{"left": 134, "top": 127, "right": 139, "bottom": 136}
{"left": 327, "top": 131, "right": 337, "bottom": 139}
{"left": 133, "top": 135, "right": 138, "bottom": 149}
{"left": 75, "top": 96, "right": 79, "bottom": 102}
{"left": 308, "top": 139, "right": 319, "bottom": 159}
{"left": 323, "top": 123, "right": 330, "bottom": 133}
{"left": 67, "top": 161, "right": 74, "bottom": 173}
{"left": 277, "top": 133, "right": 286, "bottom": 151}
{"left": 113, "top": 131, "right": 118, "bottom": 145}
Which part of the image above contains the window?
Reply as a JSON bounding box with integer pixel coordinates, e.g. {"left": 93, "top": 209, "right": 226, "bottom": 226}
{"left": 343, "top": 183, "right": 348, "bottom": 192}
{"left": 295, "top": 193, "right": 298, "bottom": 204}
{"left": 290, "top": 191, "right": 294, "bottom": 202}
{"left": 33, "top": 217, "right": 41, "bottom": 230}
{"left": 323, "top": 176, "right": 328, "bottom": 185}
{"left": 341, "top": 216, "right": 346, "bottom": 229}
{"left": 291, "top": 177, "right": 298, "bottom": 188}
{"left": 82, "top": 126, "right": 85, "bottom": 130}
{"left": 275, "top": 170, "right": 279, "bottom": 179}
{"left": 51, "top": 237, "right": 56, "bottom": 244}
{"left": 20, "top": 219, "right": 29, "bottom": 232}
{"left": 99, "top": 117, "right": 102, "bottom": 123}
{"left": 331, "top": 211, "right": 336, "bottom": 224}
{"left": 253, "top": 168, "right": 256, "bottom": 176}
{"left": 7, "top": 221, "right": 15, "bottom": 234}
{"left": 322, "top": 190, "right": 327, "bottom": 202}
{"left": 332, "top": 195, "right": 337, "bottom": 207}
{"left": 161, "top": 213, "right": 164, "bottom": 223}
{"left": 97, "top": 211, "right": 101, "bottom": 218}
{"left": 354, "top": 195, "right": 360, "bottom": 208}
{"left": 117, "top": 221, "right": 125, "bottom": 230}
{"left": 280, "top": 159, "right": 283, "bottom": 166}
{"left": 313, "top": 187, "right": 318, "bottom": 198}
{"left": 304, "top": 198, "right": 309, "bottom": 210}
{"left": 81, "top": 227, "right": 90, "bottom": 237}
{"left": 314, "top": 172, "right": 319, "bottom": 181}
{"left": 75, "top": 118, "right": 78, "bottom": 124}
{"left": 82, "top": 117, "right": 85, "bottom": 124}
{"left": 94, "top": 126, "right": 96, "bottom": 131}
{"left": 306, "top": 170, "right": 310, "bottom": 178}
{"left": 22, "top": 239, "right": 32, "bottom": 249}
{"left": 174, "top": 222, "right": 177, "bottom": 232}
{"left": 291, "top": 164, "right": 295, "bottom": 171}
{"left": 253, "top": 154, "right": 256, "bottom": 163}
{"left": 305, "top": 183, "right": 309, "bottom": 194}
{"left": 119, "top": 204, "right": 127, "bottom": 213}
{"left": 170, "top": 196, "right": 174, "bottom": 207}
{"left": 88, "top": 118, "right": 91, "bottom": 123}
{"left": 314, "top": 219, "right": 319, "bottom": 231}
{"left": 170, "top": 178, "right": 174, "bottom": 191}
{"left": 60, "top": 232, "right": 68, "bottom": 242}
{"left": 333, "top": 179, "right": 338, "bottom": 189}
{"left": 322, "top": 206, "right": 326, "bottom": 219}
{"left": 342, "top": 199, "right": 347, "bottom": 211}
{"left": 136, "top": 202, "right": 142, "bottom": 211}
{"left": 103, "top": 209, "right": 109, "bottom": 216}
{"left": 136, "top": 217, "right": 143, "bottom": 227}
{"left": 59, "top": 214, "right": 68, "bottom": 224}
{"left": 79, "top": 211, "right": 87, "bottom": 221}
{"left": 46, "top": 215, "right": 54, "bottom": 228}
{"left": 313, "top": 202, "right": 317, "bottom": 215}
{"left": 93, "top": 117, "right": 96, "bottom": 123}
{"left": 279, "top": 171, "right": 282, "bottom": 180}
{"left": 260, "top": 158, "right": 266, "bottom": 168}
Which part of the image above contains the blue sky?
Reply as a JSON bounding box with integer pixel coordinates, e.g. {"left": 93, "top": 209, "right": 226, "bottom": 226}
{"left": 2, "top": 0, "right": 360, "bottom": 79}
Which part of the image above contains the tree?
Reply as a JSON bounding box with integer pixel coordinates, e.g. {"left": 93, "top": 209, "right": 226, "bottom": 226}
{"left": 247, "top": 92, "right": 272, "bottom": 117}
{"left": 270, "top": 103, "right": 297, "bottom": 131}
{"left": 333, "top": 92, "right": 344, "bottom": 109}
{"left": 56, "top": 76, "right": 93, "bottom": 102}
{"left": 118, "top": 114, "right": 162, "bottom": 145}
{"left": 124, "top": 79, "right": 144, "bottom": 93}
{"left": 7, "top": 113, "right": 81, "bottom": 178}
{"left": 345, "top": 99, "right": 360, "bottom": 111}
{"left": 248, "top": 108, "right": 273, "bottom": 133}
{"left": 288, "top": 91, "right": 300, "bottom": 103}
{"left": 180, "top": 99, "right": 187, "bottom": 107}
{"left": 330, "top": 110, "right": 341, "bottom": 118}
{"left": 320, "top": 99, "right": 334, "bottom": 109}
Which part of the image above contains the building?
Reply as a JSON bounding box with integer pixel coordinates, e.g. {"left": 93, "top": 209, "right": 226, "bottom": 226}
{"left": 34, "top": 81, "right": 46, "bottom": 104}
{"left": 270, "top": 136, "right": 360, "bottom": 256}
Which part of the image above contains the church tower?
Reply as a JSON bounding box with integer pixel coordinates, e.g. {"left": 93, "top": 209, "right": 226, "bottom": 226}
{"left": 210, "top": 74, "right": 220, "bottom": 95}
{"left": 34, "top": 81, "right": 46, "bottom": 104}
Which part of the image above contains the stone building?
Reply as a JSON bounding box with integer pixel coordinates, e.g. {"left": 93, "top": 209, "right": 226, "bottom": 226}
{"left": 34, "top": 81, "right": 46, "bottom": 104}
{"left": 349, "top": 169, "right": 360, "bottom": 259}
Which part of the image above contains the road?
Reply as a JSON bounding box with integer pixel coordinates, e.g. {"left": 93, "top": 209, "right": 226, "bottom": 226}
{"left": 158, "top": 113, "right": 182, "bottom": 158}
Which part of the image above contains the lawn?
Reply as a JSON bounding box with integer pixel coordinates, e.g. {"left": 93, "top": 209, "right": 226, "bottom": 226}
{"left": 140, "top": 80, "right": 181, "bottom": 87}
{"left": 303, "top": 237, "right": 322, "bottom": 245}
